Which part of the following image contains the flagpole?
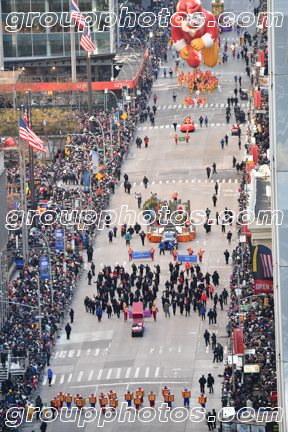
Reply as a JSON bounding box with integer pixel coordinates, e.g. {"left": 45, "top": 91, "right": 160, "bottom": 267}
{"left": 22, "top": 136, "right": 29, "bottom": 264}
{"left": 87, "top": 51, "right": 93, "bottom": 131}
{"left": 69, "top": 1, "right": 77, "bottom": 97}
{"left": 18, "top": 114, "right": 27, "bottom": 267}
{"left": 28, "top": 90, "right": 36, "bottom": 211}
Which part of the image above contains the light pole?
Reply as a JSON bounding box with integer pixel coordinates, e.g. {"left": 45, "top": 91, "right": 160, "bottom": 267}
{"left": 115, "top": 65, "right": 131, "bottom": 111}
{"left": 104, "top": 88, "right": 119, "bottom": 121}
{"left": 120, "top": 60, "right": 136, "bottom": 108}
{"left": 89, "top": 116, "right": 106, "bottom": 164}
{"left": 131, "top": 34, "right": 143, "bottom": 50}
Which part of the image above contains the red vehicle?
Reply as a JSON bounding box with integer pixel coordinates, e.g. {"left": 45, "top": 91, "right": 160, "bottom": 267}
{"left": 231, "top": 125, "right": 240, "bottom": 136}
{"left": 131, "top": 302, "right": 145, "bottom": 337}
{"left": 181, "top": 117, "right": 195, "bottom": 133}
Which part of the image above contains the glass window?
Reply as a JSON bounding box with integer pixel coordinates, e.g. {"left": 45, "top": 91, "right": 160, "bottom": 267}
{"left": 48, "top": 33, "right": 64, "bottom": 56}
{"left": 2, "top": 1, "right": 15, "bottom": 14}
{"left": 3, "top": 34, "right": 17, "bottom": 57}
{"left": 31, "top": 0, "right": 45, "bottom": 12}
{"left": 17, "top": 34, "right": 32, "bottom": 56}
{"left": 14, "top": 0, "right": 31, "bottom": 13}
{"left": 80, "top": 0, "right": 94, "bottom": 11}
{"left": 32, "top": 33, "right": 47, "bottom": 56}
{"left": 48, "top": 0, "right": 62, "bottom": 13}
{"left": 95, "top": 0, "right": 109, "bottom": 11}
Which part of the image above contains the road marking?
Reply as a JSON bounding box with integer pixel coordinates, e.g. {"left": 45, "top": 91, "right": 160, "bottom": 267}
{"left": 220, "top": 103, "right": 224, "bottom": 107}
{"left": 77, "top": 371, "right": 83, "bottom": 382}
{"left": 150, "top": 348, "right": 154, "bottom": 354}
{"left": 152, "top": 181, "right": 155, "bottom": 185}
{"left": 145, "top": 367, "right": 150, "bottom": 378}
{"left": 97, "top": 369, "right": 103, "bottom": 381}
{"left": 154, "top": 126, "right": 159, "bottom": 129}
{"left": 51, "top": 375, "right": 56, "bottom": 385}
{"left": 88, "top": 370, "right": 94, "bottom": 381}
{"left": 185, "top": 180, "right": 188, "bottom": 183}
{"left": 143, "top": 126, "right": 147, "bottom": 130}
{"left": 59, "top": 351, "right": 66, "bottom": 358}
{"left": 54, "top": 352, "right": 59, "bottom": 359}
{"left": 162, "top": 106, "right": 167, "bottom": 109}
{"left": 160, "top": 125, "right": 164, "bottom": 129}
{"left": 125, "top": 368, "right": 131, "bottom": 378}
{"left": 178, "top": 347, "right": 182, "bottom": 353}
{"left": 155, "top": 367, "right": 160, "bottom": 377}
{"left": 222, "top": 179, "right": 225, "bottom": 183}
{"left": 216, "top": 123, "right": 220, "bottom": 126}
{"left": 87, "top": 349, "right": 91, "bottom": 356}
{"left": 172, "top": 180, "right": 175, "bottom": 183}
{"left": 148, "top": 126, "right": 153, "bottom": 130}
{"left": 211, "top": 123, "right": 215, "bottom": 126}
{"left": 77, "top": 350, "right": 81, "bottom": 357}
{"left": 198, "top": 180, "right": 201, "bottom": 183}
{"left": 192, "top": 179, "right": 195, "bottom": 183}
{"left": 235, "top": 179, "right": 238, "bottom": 183}
{"left": 60, "top": 374, "right": 65, "bottom": 384}
{"left": 42, "top": 376, "right": 47, "bottom": 386}
{"left": 68, "top": 350, "right": 74, "bottom": 358}
{"left": 229, "top": 179, "right": 232, "bottom": 183}
{"left": 116, "top": 368, "right": 121, "bottom": 379}
{"left": 159, "top": 346, "right": 163, "bottom": 354}
{"left": 179, "top": 180, "right": 182, "bottom": 183}
{"left": 166, "top": 180, "right": 169, "bottom": 183}
{"left": 159, "top": 181, "right": 162, "bottom": 184}
{"left": 168, "top": 105, "right": 172, "bottom": 109}
{"left": 173, "top": 105, "right": 178, "bottom": 109}
{"left": 205, "top": 180, "right": 207, "bottom": 183}
{"left": 68, "top": 374, "right": 73, "bottom": 383}
{"left": 95, "top": 348, "right": 100, "bottom": 356}
{"left": 134, "top": 367, "right": 140, "bottom": 378}
{"left": 165, "top": 125, "right": 170, "bottom": 128}
{"left": 211, "top": 179, "right": 214, "bottom": 183}
{"left": 178, "top": 104, "right": 182, "bottom": 108}
{"left": 133, "top": 182, "right": 136, "bottom": 186}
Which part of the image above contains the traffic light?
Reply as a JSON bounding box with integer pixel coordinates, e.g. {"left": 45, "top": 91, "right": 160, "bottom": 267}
{"left": 264, "top": 298, "right": 268, "bottom": 306}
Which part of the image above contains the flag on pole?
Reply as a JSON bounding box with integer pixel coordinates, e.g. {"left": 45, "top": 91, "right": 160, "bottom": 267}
{"left": 19, "top": 117, "right": 47, "bottom": 153}
{"left": 258, "top": 245, "right": 273, "bottom": 278}
{"left": 71, "top": 0, "right": 86, "bottom": 29}
{"left": 80, "top": 25, "right": 96, "bottom": 52}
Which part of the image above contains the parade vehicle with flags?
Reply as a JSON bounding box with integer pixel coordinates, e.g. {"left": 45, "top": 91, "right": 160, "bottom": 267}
{"left": 181, "top": 117, "right": 195, "bottom": 132}
{"left": 231, "top": 125, "right": 240, "bottom": 135}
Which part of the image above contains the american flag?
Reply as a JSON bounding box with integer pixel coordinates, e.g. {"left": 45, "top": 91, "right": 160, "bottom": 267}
{"left": 80, "top": 25, "right": 96, "bottom": 52}
{"left": 19, "top": 117, "right": 47, "bottom": 153}
{"left": 24, "top": 102, "right": 31, "bottom": 127}
{"left": 259, "top": 245, "right": 273, "bottom": 278}
{"left": 71, "top": 0, "right": 86, "bottom": 29}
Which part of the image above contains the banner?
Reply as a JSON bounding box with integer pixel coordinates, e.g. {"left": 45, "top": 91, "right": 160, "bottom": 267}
{"left": 250, "top": 244, "right": 273, "bottom": 293}
{"left": 91, "top": 151, "right": 99, "bottom": 174}
{"left": 40, "top": 257, "right": 50, "bottom": 280}
{"left": 254, "top": 280, "right": 273, "bottom": 294}
{"left": 131, "top": 251, "right": 152, "bottom": 259}
{"left": 177, "top": 254, "right": 197, "bottom": 262}
{"left": 233, "top": 328, "right": 244, "bottom": 354}
{"left": 118, "top": 99, "right": 123, "bottom": 116}
{"left": 55, "top": 229, "right": 64, "bottom": 250}
{"left": 84, "top": 171, "right": 90, "bottom": 193}
{"left": 179, "top": 137, "right": 185, "bottom": 142}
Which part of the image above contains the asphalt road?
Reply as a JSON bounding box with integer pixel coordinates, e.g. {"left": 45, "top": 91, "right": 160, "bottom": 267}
{"left": 21, "top": 1, "right": 254, "bottom": 430}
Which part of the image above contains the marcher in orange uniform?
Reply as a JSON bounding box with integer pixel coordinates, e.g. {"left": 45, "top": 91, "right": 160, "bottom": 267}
{"left": 187, "top": 244, "right": 193, "bottom": 255}
{"left": 198, "top": 247, "right": 205, "bottom": 263}
{"left": 172, "top": 247, "right": 178, "bottom": 262}
{"left": 174, "top": 133, "right": 178, "bottom": 145}
{"left": 150, "top": 244, "right": 155, "bottom": 260}
{"left": 152, "top": 302, "right": 159, "bottom": 321}
{"left": 128, "top": 246, "right": 133, "bottom": 261}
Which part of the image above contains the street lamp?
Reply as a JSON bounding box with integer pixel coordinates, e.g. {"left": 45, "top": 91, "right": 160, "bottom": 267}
{"left": 89, "top": 116, "right": 106, "bottom": 164}
{"left": 104, "top": 88, "right": 119, "bottom": 120}
{"left": 131, "top": 34, "right": 143, "bottom": 50}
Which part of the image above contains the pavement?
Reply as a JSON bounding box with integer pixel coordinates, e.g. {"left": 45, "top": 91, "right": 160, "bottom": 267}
{"left": 20, "top": 1, "right": 254, "bottom": 430}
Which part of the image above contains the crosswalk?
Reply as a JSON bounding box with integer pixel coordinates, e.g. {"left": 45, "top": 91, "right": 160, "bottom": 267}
{"left": 53, "top": 346, "right": 184, "bottom": 360}
{"left": 148, "top": 102, "right": 249, "bottom": 111}
{"left": 118, "top": 179, "right": 238, "bottom": 187}
{"left": 42, "top": 365, "right": 189, "bottom": 386}
{"left": 138, "top": 122, "right": 232, "bottom": 130}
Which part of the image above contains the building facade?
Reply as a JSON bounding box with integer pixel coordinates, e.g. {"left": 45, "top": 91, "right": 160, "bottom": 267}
{"left": 269, "top": 0, "right": 288, "bottom": 430}
{"left": 1, "top": 0, "right": 115, "bottom": 61}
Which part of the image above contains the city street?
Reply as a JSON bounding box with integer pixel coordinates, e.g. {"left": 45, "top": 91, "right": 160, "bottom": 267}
{"left": 20, "top": 13, "right": 253, "bottom": 431}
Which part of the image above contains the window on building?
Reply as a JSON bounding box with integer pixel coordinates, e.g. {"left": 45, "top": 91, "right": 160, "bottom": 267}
{"left": 32, "top": 33, "right": 47, "bottom": 56}
{"left": 3, "top": 34, "right": 17, "bottom": 57}
{"left": 17, "top": 34, "right": 32, "bottom": 57}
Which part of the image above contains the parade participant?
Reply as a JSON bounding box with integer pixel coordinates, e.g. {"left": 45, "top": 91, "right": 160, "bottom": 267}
{"left": 202, "top": 95, "right": 206, "bottom": 106}
{"left": 188, "top": 95, "right": 193, "bottom": 105}
{"left": 185, "top": 131, "right": 190, "bottom": 143}
{"left": 136, "top": 387, "right": 144, "bottom": 405}
{"left": 125, "top": 390, "right": 134, "bottom": 407}
{"left": 174, "top": 132, "right": 178, "bottom": 145}
{"left": 57, "top": 392, "right": 64, "bottom": 409}
{"left": 74, "top": 394, "right": 81, "bottom": 404}
{"left": 128, "top": 246, "right": 133, "bottom": 262}
{"left": 185, "top": 261, "right": 190, "bottom": 275}
{"left": 65, "top": 393, "right": 72, "bottom": 409}
{"left": 198, "top": 247, "right": 205, "bottom": 263}
{"left": 150, "top": 244, "right": 155, "bottom": 261}
{"left": 184, "top": 96, "right": 188, "bottom": 107}
{"left": 187, "top": 244, "right": 193, "bottom": 255}
{"left": 164, "top": 390, "right": 174, "bottom": 408}
{"left": 123, "top": 303, "right": 128, "bottom": 321}
{"left": 152, "top": 301, "right": 159, "bottom": 321}
{"left": 172, "top": 247, "right": 178, "bottom": 262}
{"left": 134, "top": 395, "right": 141, "bottom": 410}
{"left": 76, "top": 396, "right": 85, "bottom": 411}
{"left": 198, "top": 393, "right": 207, "bottom": 411}
{"left": 173, "top": 191, "right": 178, "bottom": 202}
{"left": 99, "top": 393, "right": 108, "bottom": 414}
{"left": 148, "top": 391, "right": 156, "bottom": 408}
{"left": 182, "top": 388, "right": 191, "bottom": 407}
{"left": 89, "top": 394, "right": 97, "bottom": 408}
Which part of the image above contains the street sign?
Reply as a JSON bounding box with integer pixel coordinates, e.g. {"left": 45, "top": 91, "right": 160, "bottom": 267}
{"left": 121, "top": 113, "right": 127, "bottom": 120}
{"left": 235, "top": 288, "right": 242, "bottom": 296}
{"left": 241, "top": 305, "right": 250, "bottom": 310}
{"left": 179, "top": 137, "right": 185, "bottom": 142}
{"left": 96, "top": 173, "right": 103, "bottom": 180}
